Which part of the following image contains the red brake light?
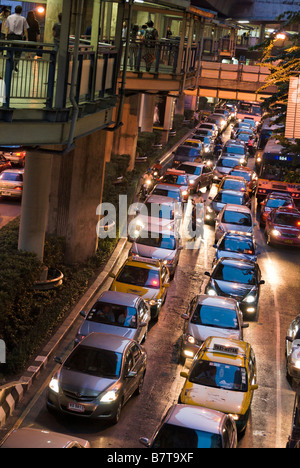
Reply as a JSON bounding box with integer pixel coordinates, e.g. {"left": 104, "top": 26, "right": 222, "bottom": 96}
{"left": 151, "top": 280, "right": 159, "bottom": 287}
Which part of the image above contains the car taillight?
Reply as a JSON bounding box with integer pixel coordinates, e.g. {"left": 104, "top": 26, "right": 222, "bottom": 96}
{"left": 14, "top": 186, "right": 22, "bottom": 191}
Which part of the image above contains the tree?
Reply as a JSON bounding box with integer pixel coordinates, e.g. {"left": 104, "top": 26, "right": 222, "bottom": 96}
{"left": 253, "top": 11, "right": 300, "bottom": 154}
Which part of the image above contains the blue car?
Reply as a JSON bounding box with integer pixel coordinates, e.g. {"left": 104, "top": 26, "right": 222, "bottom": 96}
{"left": 213, "top": 232, "right": 260, "bottom": 265}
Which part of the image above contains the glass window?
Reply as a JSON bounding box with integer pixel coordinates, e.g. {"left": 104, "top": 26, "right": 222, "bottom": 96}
{"left": 219, "top": 236, "right": 255, "bottom": 254}
{"left": 224, "top": 146, "right": 245, "bottom": 155}
{"left": 117, "top": 265, "right": 161, "bottom": 289}
{"left": 217, "top": 159, "right": 240, "bottom": 168}
{"left": 191, "top": 305, "right": 238, "bottom": 330}
{"left": 230, "top": 171, "right": 251, "bottom": 181}
{"left": 189, "top": 360, "right": 248, "bottom": 392}
{"left": 222, "top": 211, "right": 252, "bottom": 226}
{"left": 213, "top": 264, "right": 256, "bottom": 285}
{"left": 0, "top": 173, "right": 23, "bottom": 182}
{"left": 215, "top": 193, "right": 243, "bottom": 205}
{"left": 222, "top": 180, "right": 246, "bottom": 191}
{"left": 274, "top": 213, "right": 300, "bottom": 227}
{"left": 64, "top": 346, "right": 123, "bottom": 378}
{"left": 152, "top": 424, "right": 222, "bottom": 449}
{"left": 266, "top": 198, "right": 293, "bottom": 209}
{"left": 86, "top": 302, "right": 137, "bottom": 329}
{"left": 136, "top": 232, "right": 176, "bottom": 250}
{"left": 152, "top": 188, "right": 181, "bottom": 202}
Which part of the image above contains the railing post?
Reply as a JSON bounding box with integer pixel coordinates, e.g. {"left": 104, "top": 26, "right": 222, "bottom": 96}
{"left": 4, "top": 47, "right": 14, "bottom": 109}
{"left": 46, "top": 50, "right": 57, "bottom": 109}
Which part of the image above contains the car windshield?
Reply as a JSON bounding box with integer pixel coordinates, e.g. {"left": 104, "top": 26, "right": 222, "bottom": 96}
{"left": 274, "top": 213, "right": 300, "bottom": 228}
{"left": 152, "top": 424, "right": 222, "bottom": 449}
{"left": 191, "top": 305, "right": 238, "bottom": 330}
{"left": 217, "top": 159, "right": 239, "bottom": 168}
{"left": 213, "top": 264, "right": 256, "bottom": 285}
{"left": 63, "top": 346, "right": 123, "bottom": 378}
{"left": 175, "top": 147, "right": 200, "bottom": 157}
{"left": 136, "top": 231, "right": 176, "bottom": 250}
{"left": 162, "top": 174, "right": 187, "bottom": 185}
{"left": 144, "top": 202, "right": 175, "bottom": 220}
{"left": 189, "top": 360, "right": 248, "bottom": 392}
{"left": 0, "top": 173, "right": 23, "bottom": 182}
{"left": 117, "top": 265, "right": 160, "bottom": 289}
{"left": 178, "top": 164, "right": 201, "bottom": 176}
{"left": 266, "top": 199, "right": 293, "bottom": 209}
{"left": 222, "top": 211, "right": 252, "bottom": 226}
{"left": 86, "top": 302, "right": 137, "bottom": 329}
{"left": 222, "top": 180, "right": 246, "bottom": 191}
{"left": 219, "top": 237, "right": 255, "bottom": 255}
{"left": 230, "top": 171, "right": 251, "bottom": 182}
{"left": 224, "top": 146, "right": 245, "bottom": 155}
{"left": 214, "top": 193, "right": 243, "bottom": 205}
{"left": 152, "top": 188, "right": 181, "bottom": 202}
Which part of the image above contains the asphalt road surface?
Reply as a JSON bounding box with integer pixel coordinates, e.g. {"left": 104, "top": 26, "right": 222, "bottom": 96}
{"left": 0, "top": 125, "right": 299, "bottom": 449}
{"left": 0, "top": 198, "right": 21, "bottom": 228}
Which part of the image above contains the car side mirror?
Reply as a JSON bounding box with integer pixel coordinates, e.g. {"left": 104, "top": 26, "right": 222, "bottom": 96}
{"left": 127, "top": 370, "right": 137, "bottom": 379}
{"left": 242, "top": 323, "right": 249, "bottom": 329}
{"left": 259, "top": 280, "right": 265, "bottom": 285}
{"left": 180, "top": 371, "right": 189, "bottom": 379}
{"left": 164, "top": 283, "right": 170, "bottom": 288}
{"left": 250, "top": 384, "right": 259, "bottom": 391}
{"left": 286, "top": 336, "right": 293, "bottom": 343}
{"left": 204, "top": 271, "right": 211, "bottom": 277}
{"left": 181, "top": 313, "right": 189, "bottom": 320}
{"left": 109, "top": 272, "right": 116, "bottom": 279}
{"left": 139, "top": 437, "right": 150, "bottom": 448}
{"left": 80, "top": 310, "right": 86, "bottom": 318}
{"left": 213, "top": 244, "right": 217, "bottom": 248}
{"left": 139, "top": 322, "right": 147, "bottom": 328}
{"left": 54, "top": 356, "right": 63, "bottom": 365}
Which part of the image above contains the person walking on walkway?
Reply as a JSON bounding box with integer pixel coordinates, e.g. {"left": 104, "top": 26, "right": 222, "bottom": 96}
{"left": 0, "top": 7, "right": 10, "bottom": 40}
{"left": 143, "top": 20, "right": 158, "bottom": 72}
{"left": 6, "top": 5, "right": 29, "bottom": 72}
{"left": 52, "top": 13, "right": 62, "bottom": 52}
{"left": 26, "top": 11, "right": 40, "bottom": 58}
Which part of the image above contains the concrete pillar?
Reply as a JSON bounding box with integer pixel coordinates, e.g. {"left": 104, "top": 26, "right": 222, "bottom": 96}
{"left": 18, "top": 152, "right": 53, "bottom": 262}
{"left": 112, "top": 94, "right": 140, "bottom": 172}
{"left": 44, "top": 0, "right": 63, "bottom": 44}
{"left": 139, "top": 94, "right": 155, "bottom": 132}
{"left": 175, "top": 94, "right": 185, "bottom": 116}
{"left": 47, "top": 129, "right": 111, "bottom": 264}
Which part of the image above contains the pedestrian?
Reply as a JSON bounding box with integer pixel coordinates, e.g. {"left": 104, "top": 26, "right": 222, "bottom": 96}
{"left": 0, "top": 7, "right": 10, "bottom": 40}
{"left": 26, "top": 11, "right": 40, "bottom": 58}
{"left": 138, "top": 24, "right": 147, "bottom": 40}
{"left": 166, "top": 26, "right": 172, "bottom": 39}
{"left": 52, "top": 12, "right": 62, "bottom": 52}
{"left": 143, "top": 20, "right": 158, "bottom": 72}
{"left": 6, "top": 5, "right": 29, "bottom": 72}
{"left": 129, "top": 24, "right": 139, "bottom": 70}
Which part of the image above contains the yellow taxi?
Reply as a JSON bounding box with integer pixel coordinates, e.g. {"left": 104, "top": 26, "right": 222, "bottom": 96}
{"left": 109, "top": 256, "right": 170, "bottom": 321}
{"left": 217, "top": 175, "right": 249, "bottom": 195}
{"left": 179, "top": 336, "right": 258, "bottom": 435}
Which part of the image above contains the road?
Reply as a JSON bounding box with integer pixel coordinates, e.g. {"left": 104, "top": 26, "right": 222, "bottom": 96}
{"left": 0, "top": 199, "right": 21, "bottom": 228}
{"left": 0, "top": 125, "right": 299, "bottom": 449}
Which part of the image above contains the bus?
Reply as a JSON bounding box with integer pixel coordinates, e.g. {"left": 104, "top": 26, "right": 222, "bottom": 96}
{"left": 255, "top": 120, "right": 284, "bottom": 169}
{"left": 256, "top": 140, "right": 300, "bottom": 203}
{"left": 237, "top": 101, "right": 263, "bottom": 124}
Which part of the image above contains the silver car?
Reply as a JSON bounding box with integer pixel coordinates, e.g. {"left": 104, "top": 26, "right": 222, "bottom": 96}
{"left": 177, "top": 161, "right": 213, "bottom": 193}
{"left": 130, "top": 228, "right": 183, "bottom": 279}
{"left": 0, "top": 169, "right": 24, "bottom": 199}
{"left": 75, "top": 291, "right": 150, "bottom": 346}
{"left": 139, "top": 404, "right": 238, "bottom": 448}
{"left": 286, "top": 315, "right": 300, "bottom": 385}
{"left": 47, "top": 332, "right": 147, "bottom": 424}
{"left": 150, "top": 183, "right": 183, "bottom": 203}
{"left": 215, "top": 204, "right": 255, "bottom": 242}
{"left": 180, "top": 295, "right": 248, "bottom": 363}
{"left": 205, "top": 190, "right": 251, "bottom": 226}
{"left": 0, "top": 428, "right": 91, "bottom": 448}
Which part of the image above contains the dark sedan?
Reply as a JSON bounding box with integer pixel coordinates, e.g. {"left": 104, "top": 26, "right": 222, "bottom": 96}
{"left": 213, "top": 232, "right": 260, "bottom": 265}
{"left": 204, "top": 257, "right": 265, "bottom": 320}
{"left": 205, "top": 189, "right": 251, "bottom": 225}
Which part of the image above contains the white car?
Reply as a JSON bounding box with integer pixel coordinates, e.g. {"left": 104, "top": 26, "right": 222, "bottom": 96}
{"left": 215, "top": 204, "right": 255, "bottom": 242}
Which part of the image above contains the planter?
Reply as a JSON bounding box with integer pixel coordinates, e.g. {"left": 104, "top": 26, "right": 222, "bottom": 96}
{"left": 34, "top": 268, "right": 64, "bottom": 291}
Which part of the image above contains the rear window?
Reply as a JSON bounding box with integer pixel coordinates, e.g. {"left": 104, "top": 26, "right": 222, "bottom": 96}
{"left": 222, "top": 210, "right": 252, "bottom": 226}
{"left": 0, "top": 172, "right": 23, "bottom": 182}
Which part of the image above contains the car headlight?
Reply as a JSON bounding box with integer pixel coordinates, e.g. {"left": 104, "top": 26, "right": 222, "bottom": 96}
{"left": 100, "top": 388, "right": 120, "bottom": 403}
{"left": 187, "top": 335, "right": 196, "bottom": 344}
{"left": 244, "top": 294, "right": 256, "bottom": 304}
{"left": 271, "top": 229, "right": 281, "bottom": 237}
{"left": 207, "top": 289, "right": 217, "bottom": 296}
{"left": 49, "top": 377, "right": 59, "bottom": 394}
{"left": 206, "top": 206, "right": 213, "bottom": 213}
{"left": 182, "top": 190, "right": 188, "bottom": 196}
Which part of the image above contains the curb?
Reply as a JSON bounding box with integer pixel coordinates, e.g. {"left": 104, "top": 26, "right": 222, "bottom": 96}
{"left": 0, "top": 236, "right": 128, "bottom": 428}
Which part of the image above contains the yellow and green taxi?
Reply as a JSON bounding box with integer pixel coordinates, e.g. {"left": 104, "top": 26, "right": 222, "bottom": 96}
{"left": 217, "top": 175, "right": 248, "bottom": 195}
{"left": 109, "top": 256, "right": 170, "bottom": 321}
{"left": 179, "top": 336, "right": 258, "bottom": 434}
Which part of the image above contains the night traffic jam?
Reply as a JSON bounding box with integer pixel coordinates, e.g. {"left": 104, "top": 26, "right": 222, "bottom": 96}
{"left": 1, "top": 97, "right": 299, "bottom": 450}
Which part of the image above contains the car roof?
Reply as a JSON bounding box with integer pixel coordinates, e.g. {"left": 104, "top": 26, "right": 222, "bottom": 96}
{"left": 230, "top": 166, "right": 253, "bottom": 172}
{"left": 154, "top": 184, "right": 181, "bottom": 192}
{"left": 222, "top": 203, "right": 252, "bottom": 213}
{"left": 165, "top": 169, "right": 186, "bottom": 175}
{"left": 80, "top": 332, "right": 133, "bottom": 353}
{"left": 225, "top": 140, "right": 245, "bottom": 147}
{"left": 97, "top": 291, "right": 141, "bottom": 308}
{"left": 222, "top": 175, "right": 246, "bottom": 182}
{"left": 0, "top": 428, "right": 90, "bottom": 449}
{"left": 166, "top": 405, "right": 226, "bottom": 434}
{"left": 221, "top": 231, "right": 254, "bottom": 241}
{"left": 274, "top": 207, "right": 300, "bottom": 215}
{"left": 218, "top": 189, "right": 244, "bottom": 197}
{"left": 201, "top": 337, "right": 249, "bottom": 367}
{"left": 196, "top": 295, "right": 237, "bottom": 310}
{"left": 1, "top": 169, "right": 24, "bottom": 174}
{"left": 126, "top": 256, "right": 161, "bottom": 270}
{"left": 267, "top": 191, "right": 293, "bottom": 199}
{"left": 178, "top": 161, "right": 203, "bottom": 167}
{"left": 146, "top": 195, "right": 177, "bottom": 206}
{"left": 216, "top": 257, "right": 256, "bottom": 268}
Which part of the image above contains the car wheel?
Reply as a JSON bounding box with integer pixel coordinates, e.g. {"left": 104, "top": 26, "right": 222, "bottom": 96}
{"left": 111, "top": 400, "right": 123, "bottom": 425}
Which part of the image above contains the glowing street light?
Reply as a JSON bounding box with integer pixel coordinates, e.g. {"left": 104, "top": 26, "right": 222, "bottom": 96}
{"left": 275, "top": 33, "right": 286, "bottom": 41}
{"left": 36, "top": 6, "right": 45, "bottom": 15}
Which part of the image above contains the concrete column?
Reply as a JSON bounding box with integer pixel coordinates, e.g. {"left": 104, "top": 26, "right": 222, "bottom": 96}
{"left": 47, "top": 129, "right": 111, "bottom": 264}
{"left": 18, "top": 152, "right": 53, "bottom": 262}
{"left": 112, "top": 94, "right": 139, "bottom": 172}
{"left": 175, "top": 94, "right": 185, "bottom": 116}
{"left": 139, "top": 94, "right": 155, "bottom": 132}
{"left": 44, "top": 0, "right": 63, "bottom": 44}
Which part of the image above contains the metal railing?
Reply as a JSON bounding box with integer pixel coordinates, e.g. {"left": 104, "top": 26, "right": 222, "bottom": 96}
{"left": 0, "top": 40, "right": 119, "bottom": 111}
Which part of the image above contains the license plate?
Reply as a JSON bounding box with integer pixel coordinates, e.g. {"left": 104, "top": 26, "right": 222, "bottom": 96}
{"left": 285, "top": 240, "right": 294, "bottom": 244}
{"left": 1, "top": 191, "right": 10, "bottom": 196}
{"left": 67, "top": 402, "right": 85, "bottom": 413}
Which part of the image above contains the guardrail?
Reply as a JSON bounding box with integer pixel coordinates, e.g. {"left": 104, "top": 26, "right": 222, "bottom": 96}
{"left": 0, "top": 40, "right": 118, "bottom": 110}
